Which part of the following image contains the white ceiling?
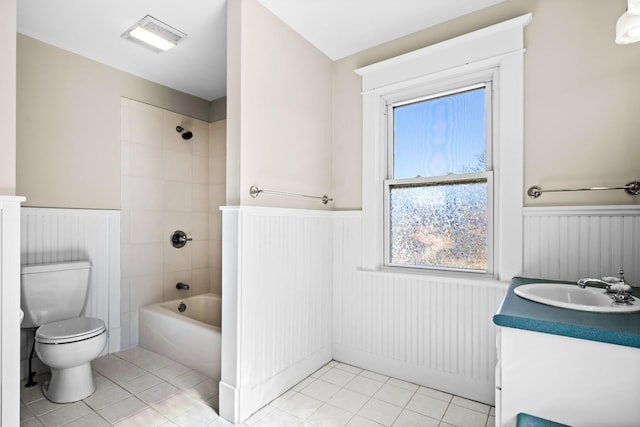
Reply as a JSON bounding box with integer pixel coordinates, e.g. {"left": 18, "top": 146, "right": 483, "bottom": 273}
{"left": 17, "top": 0, "right": 505, "bottom": 102}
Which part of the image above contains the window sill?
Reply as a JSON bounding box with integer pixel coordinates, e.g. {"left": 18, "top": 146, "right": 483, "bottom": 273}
{"left": 356, "top": 267, "right": 510, "bottom": 289}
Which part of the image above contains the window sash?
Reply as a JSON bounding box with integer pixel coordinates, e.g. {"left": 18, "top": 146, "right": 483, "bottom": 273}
{"left": 384, "top": 172, "right": 494, "bottom": 274}
{"left": 384, "top": 80, "right": 494, "bottom": 275}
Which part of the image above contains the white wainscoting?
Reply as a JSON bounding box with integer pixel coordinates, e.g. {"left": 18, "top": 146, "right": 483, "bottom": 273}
{"left": 20, "top": 208, "right": 121, "bottom": 378}
{"left": 332, "top": 212, "right": 507, "bottom": 406}
{"left": 523, "top": 206, "right": 640, "bottom": 285}
{"left": 219, "top": 206, "right": 333, "bottom": 423}
{"left": 219, "top": 205, "right": 638, "bottom": 418}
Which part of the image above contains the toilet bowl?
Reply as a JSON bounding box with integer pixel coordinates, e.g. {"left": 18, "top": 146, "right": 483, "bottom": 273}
{"left": 21, "top": 261, "right": 107, "bottom": 403}
{"left": 35, "top": 317, "right": 107, "bottom": 403}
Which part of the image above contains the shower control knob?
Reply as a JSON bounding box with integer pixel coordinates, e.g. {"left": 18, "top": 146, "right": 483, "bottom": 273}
{"left": 170, "top": 230, "right": 192, "bottom": 248}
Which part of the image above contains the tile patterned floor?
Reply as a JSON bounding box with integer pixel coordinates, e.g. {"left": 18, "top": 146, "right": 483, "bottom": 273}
{"left": 20, "top": 347, "right": 495, "bottom": 427}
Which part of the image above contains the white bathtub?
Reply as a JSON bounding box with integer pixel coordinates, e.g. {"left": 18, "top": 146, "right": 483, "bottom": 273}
{"left": 139, "top": 293, "right": 221, "bottom": 380}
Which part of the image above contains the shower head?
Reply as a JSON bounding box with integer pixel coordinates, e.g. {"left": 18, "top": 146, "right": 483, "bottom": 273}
{"left": 176, "top": 126, "right": 193, "bottom": 140}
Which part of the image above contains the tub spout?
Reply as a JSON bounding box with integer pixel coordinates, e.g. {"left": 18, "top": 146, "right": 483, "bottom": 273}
{"left": 176, "top": 282, "right": 190, "bottom": 290}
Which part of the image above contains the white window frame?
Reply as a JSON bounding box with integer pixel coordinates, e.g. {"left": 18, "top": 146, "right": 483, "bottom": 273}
{"left": 355, "top": 14, "right": 531, "bottom": 281}
{"left": 384, "top": 78, "right": 495, "bottom": 276}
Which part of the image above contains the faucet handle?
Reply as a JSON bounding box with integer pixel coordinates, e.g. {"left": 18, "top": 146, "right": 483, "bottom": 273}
{"left": 619, "top": 269, "right": 626, "bottom": 282}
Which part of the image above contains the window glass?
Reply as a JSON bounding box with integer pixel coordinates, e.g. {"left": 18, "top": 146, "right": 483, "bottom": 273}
{"left": 393, "top": 87, "right": 486, "bottom": 179}
{"left": 388, "top": 180, "right": 488, "bottom": 271}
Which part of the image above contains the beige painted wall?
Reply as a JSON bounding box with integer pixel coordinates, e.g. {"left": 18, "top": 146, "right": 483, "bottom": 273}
{"left": 228, "top": 0, "right": 333, "bottom": 209}
{"left": 17, "top": 35, "right": 215, "bottom": 209}
{"left": 0, "top": 0, "right": 16, "bottom": 194}
{"left": 332, "top": 0, "right": 640, "bottom": 209}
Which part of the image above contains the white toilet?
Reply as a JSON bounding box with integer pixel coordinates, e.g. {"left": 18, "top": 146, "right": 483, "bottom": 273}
{"left": 21, "top": 261, "right": 107, "bottom": 403}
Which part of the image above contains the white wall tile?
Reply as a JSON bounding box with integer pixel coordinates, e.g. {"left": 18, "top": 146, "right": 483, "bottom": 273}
{"left": 164, "top": 150, "right": 193, "bottom": 183}
{"left": 130, "top": 177, "right": 164, "bottom": 211}
{"left": 165, "top": 181, "right": 192, "bottom": 212}
{"left": 129, "top": 143, "right": 163, "bottom": 179}
{"left": 130, "top": 211, "right": 164, "bottom": 244}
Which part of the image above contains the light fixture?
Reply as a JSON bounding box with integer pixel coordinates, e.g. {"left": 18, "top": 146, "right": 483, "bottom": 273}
{"left": 616, "top": 0, "right": 640, "bottom": 44}
{"left": 121, "top": 15, "right": 186, "bottom": 53}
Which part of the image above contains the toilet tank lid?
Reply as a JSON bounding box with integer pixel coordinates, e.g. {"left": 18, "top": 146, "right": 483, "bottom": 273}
{"left": 21, "top": 261, "right": 91, "bottom": 274}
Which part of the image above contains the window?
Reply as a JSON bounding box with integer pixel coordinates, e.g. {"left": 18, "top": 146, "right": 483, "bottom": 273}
{"left": 385, "top": 83, "right": 493, "bottom": 273}
{"left": 356, "top": 14, "right": 531, "bottom": 280}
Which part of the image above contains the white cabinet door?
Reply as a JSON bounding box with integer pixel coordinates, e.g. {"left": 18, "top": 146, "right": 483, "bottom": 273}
{"left": 498, "top": 327, "right": 640, "bottom": 427}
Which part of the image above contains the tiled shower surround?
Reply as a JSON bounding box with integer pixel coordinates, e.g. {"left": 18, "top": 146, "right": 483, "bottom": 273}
{"left": 120, "top": 98, "right": 226, "bottom": 348}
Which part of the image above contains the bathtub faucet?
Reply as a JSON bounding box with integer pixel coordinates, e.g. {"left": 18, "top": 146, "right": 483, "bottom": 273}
{"left": 176, "top": 282, "right": 190, "bottom": 290}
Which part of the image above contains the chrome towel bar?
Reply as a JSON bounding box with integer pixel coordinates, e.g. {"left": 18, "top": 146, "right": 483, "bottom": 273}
{"left": 527, "top": 180, "right": 640, "bottom": 198}
{"left": 249, "top": 185, "right": 333, "bottom": 205}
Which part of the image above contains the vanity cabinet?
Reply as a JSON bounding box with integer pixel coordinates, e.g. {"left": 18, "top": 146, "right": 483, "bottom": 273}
{"left": 494, "top": 278, "right": 640, "bottom": 427}
{"left": 496, "top": 327, "right": 640, "bottom": 427}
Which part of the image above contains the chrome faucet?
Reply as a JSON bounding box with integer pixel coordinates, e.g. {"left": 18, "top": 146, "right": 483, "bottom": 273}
{"left": 176, "top": 282, "right": 190, "bottom": 290}
{"left": 578, "top": 269, "right": 626, "bottom": 290}
{"left": 577, "top": 278, "right": 612, "bottom": 289}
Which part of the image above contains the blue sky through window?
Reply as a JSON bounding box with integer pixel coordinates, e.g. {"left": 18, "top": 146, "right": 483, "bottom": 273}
{"left": 393, "top": 87, "right": 486, "bottom": 179}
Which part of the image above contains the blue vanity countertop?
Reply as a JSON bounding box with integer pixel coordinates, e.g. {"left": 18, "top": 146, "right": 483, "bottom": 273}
{"left": 493, "top": 277, "right": 640, "bottom": 348}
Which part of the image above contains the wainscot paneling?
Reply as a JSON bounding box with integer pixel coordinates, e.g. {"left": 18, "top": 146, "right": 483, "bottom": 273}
{"left": 20, "top": 208, "right": 121, "bottom": 378}
{"left": 332, "top": 212, "right": 507, "bottom": 406}
{"left": 219, "top": 206, "right": 333, "bottom": 423}
{"left": 523, "top": 206, "right": 640, "bottom": 285}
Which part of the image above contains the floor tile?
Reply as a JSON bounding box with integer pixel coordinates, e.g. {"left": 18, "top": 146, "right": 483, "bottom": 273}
{"left": 21, "top": 417, "right": 45, "bottom": 427}
{"left": 299, "top": 379, "right": 341, "bottom": 402}
{"left": 373, "top": 383, "right": 414, "bottom": 407}
{"left": 150, "top": 391, "right": 200, "bottom": 419}
{"left": 138, "top": 382, "right": 181, "bottom": 405}
{"left": 172, "top": 402, "right": 219, "bottom": 427}
{"left": 359, "top": 371, "right": 389, "bottom": 383}
{"left": 319, "top": 368, "right": 357, "bottom": 387}
{"left": 185, "top": 378, "right": 219, "bottom": 401}
{"left": 344, "top": 376, "right": 384, "bottom": 397}
{"left": 38, "top": 401, "right": 92, "bottom": 427}
{"left": 385, "top": 378, "right": 418, "bottom": 393}
{"left": 27, "top": 397, "right": 65, "bottom": 417}
{"left": 83, "top": 384, "right": 132, "bottom": 410}
{"left": 327, "top": 388, "right": 369, "bottom": 413}
{"left": 270, "top": 390, "right": 297, "bottom": 408}
{"left": 277, "top": 392, "right": 323, "bottom": 420}
{"left": 334, "top": 363, "right": 363, "bottom": 376}
{"left": 451, "top": 396, "right": 490, "bottom": 414}
{"left": 60, "top": 411, "right": 110, "bottom": 427}
{"left": 357, "top": 398, "right": 402, "bottom": 426}
{"left": 97, "top": 395, "right": 148, "bottom": 424}
{"left": 311, "top": 365, "right": 332, "bottom": 378}
{"left": 244, "top": 404, "right": 276, "bottom": 426}
{"left": 392, "top": 409, "right": 439, "bottom": 427}
{"left": 306, "top": 403, "right": 354, "bottom": 427}
{"left": 154, "top": 361, "right": 192, "bottom": 381}
{"left": 417, "top": 387, "right": 453, "bottom": 403}
{"left": 120, "top": 372, "right": 165, "bottom": 394}
{"left": 18, "top": 351, "right": 496, "bottom": 427}
{"left": 345, "top": 415, "right": 384, "bottom": 427}
{"left": 442, "top": 404, "right": 489, "bottom": 427}
{"left": 168, "top": 369, "right": 209, "bottom": 390}
{"left": 252, "top": 407, "right": 303, "bottom": 427}
{"left": 112, "top": 407, "right": 168, "bottom": 427}
{"left": 405, "top": 393, "right": 449, "bottom": 420}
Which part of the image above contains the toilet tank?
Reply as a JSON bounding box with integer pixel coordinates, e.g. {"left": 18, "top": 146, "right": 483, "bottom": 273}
{"left": 20, "top": 261, "right": 91, "bottom": 328}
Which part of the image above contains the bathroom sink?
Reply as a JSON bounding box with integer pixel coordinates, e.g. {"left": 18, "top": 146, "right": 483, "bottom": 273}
{"left": 514, "top": 283, "right": 640, "bottom": 313}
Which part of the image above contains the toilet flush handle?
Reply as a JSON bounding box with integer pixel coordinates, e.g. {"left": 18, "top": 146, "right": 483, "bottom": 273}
{"left": 170, "top": 230, "right": 192, "bottom": 248}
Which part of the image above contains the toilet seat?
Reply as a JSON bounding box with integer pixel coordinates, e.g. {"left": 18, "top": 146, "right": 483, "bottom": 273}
{"left": 36, "top": 317, "right": 106, "bottom": 344}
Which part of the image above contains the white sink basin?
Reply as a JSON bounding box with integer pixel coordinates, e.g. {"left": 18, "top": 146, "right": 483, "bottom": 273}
{"left": 514, "top": 283, "right": 640, "bottom": 313}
